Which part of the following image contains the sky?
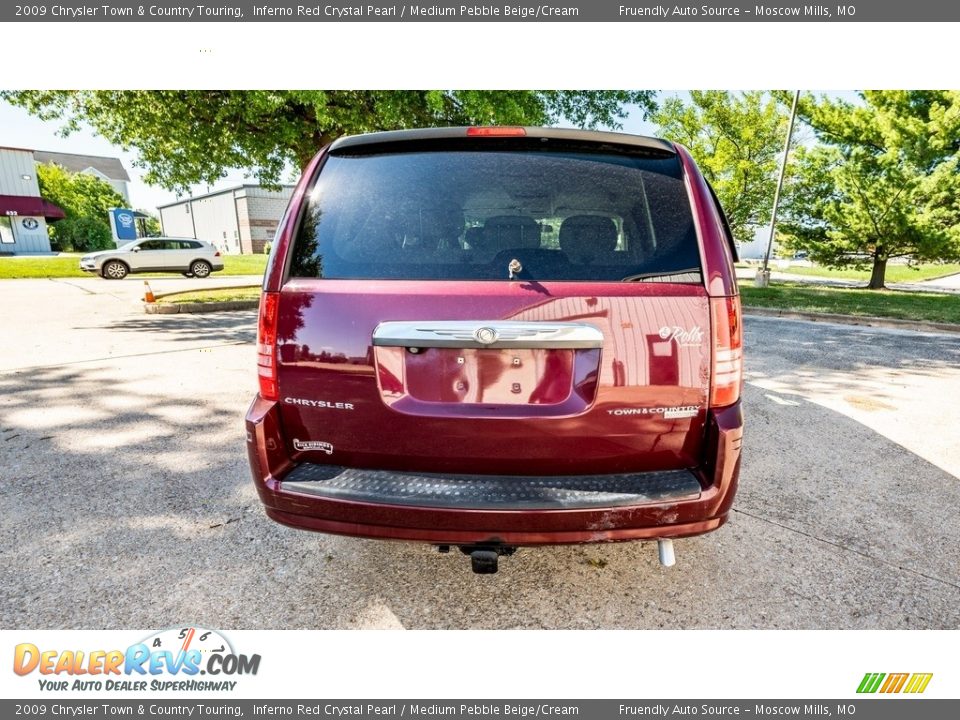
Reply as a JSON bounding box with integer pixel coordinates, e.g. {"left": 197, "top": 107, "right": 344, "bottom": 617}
{"left": 0, "top": 92, "right": 859, "bottom": 215}
{"left": 0, "top": 101, "right": 256, "bottom": 213}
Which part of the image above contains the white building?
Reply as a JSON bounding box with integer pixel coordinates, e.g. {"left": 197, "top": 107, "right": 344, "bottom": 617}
{"left": 33, "top": 150, "right": 131, "bottom": 204}
{"left": 0, "top": 146, "right": 65, "bottom": 254}
{"left": 158, "top": 184, "right": 294, "bottom": 255}
{"left": 738, "top": 226, "right": 777, "bottom": 261}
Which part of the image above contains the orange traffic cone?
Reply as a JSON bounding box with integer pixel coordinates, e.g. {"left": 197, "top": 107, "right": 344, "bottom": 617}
{"left": 143, "top": 281, "right": 156, "bottom": 304}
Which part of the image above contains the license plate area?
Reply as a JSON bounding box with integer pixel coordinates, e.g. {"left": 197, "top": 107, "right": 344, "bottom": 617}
{"left": 404, "top": 347, "right": 573, "bottom": 405}
{"left": 373, "top": 345, "right": 601, "bottom": 418}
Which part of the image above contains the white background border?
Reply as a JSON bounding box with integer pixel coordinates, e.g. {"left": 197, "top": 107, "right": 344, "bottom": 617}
{"left": 2, "top": 22, "right": 958, "bottom": 90}
{"left": 1, "top": 18, "right": 956, "bottom": 701}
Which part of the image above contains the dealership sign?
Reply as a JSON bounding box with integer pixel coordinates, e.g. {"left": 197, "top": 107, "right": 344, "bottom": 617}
{"left": 111, "top": 208, "right": 138, "bottom": 242}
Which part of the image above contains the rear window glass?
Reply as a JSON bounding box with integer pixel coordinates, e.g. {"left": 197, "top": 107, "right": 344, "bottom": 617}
{"left": 290, "top": 148, "right": 701, "bottom": 282}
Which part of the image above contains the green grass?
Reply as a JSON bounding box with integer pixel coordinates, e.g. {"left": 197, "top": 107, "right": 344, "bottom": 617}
{"left": 741, "top": 282, "right": 960, "bottom": 325}
{"left": 157, "top": 286, "right": 261, "bottom": 304}
{"left": 774, "top": 263, "right": 960, "bottom": 283}
{"left": 0, "top": 253, "right": 268, "bottom": 279}
{"left": 0, "top": 256, "right": 89, "bottom": 278}
{"left": 219, "top": 254, "right": 269, "bottom": 275}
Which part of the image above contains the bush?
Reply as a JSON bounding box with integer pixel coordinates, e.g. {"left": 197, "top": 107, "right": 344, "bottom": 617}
{"left": 52, "top": 217, "right": 114, "bottom": 253}
{"left": 263, "top": 241, "right": 272, "bottom": 255}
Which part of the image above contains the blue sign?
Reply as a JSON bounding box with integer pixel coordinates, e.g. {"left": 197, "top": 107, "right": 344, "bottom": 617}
{"left": 112, "top": 208, "right": 137, "bottom": 241}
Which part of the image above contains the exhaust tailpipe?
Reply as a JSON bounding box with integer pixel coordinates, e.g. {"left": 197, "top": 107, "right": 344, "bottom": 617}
{"left": 657, "top": 539, "right": 676, "bottom": 567}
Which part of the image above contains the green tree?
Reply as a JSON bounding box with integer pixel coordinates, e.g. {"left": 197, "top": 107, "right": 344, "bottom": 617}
{"left": 37, "top": 163, "right": 127, "bottom": 220}
{"left": 52, "top": 216, "right": 114, "bottom": 252}
{"left": 4, "top": 90, "right": 657, "bottom": 191}
{"left": 136, "top": 210, "right": 162, "bottom": 236}
{"left": 651, "top": 91, "right": 789, "bottom": 243}
{"left": 36, "top": 163, "right": 127, "bottom": 251}
{"left": 781, "top": 91, "right": 960, "bottom": 289}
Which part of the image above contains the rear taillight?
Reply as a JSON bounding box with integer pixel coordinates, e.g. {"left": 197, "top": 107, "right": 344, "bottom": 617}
{"left": 466, "top": 126, "right": 527, "bottom": 137}
{"left": 214, "top": 250, "right": 221, "bottom": 257}
{"left": 710, "top": 296, "right": 742, "bottom": 407}
{"left": 257, "top": 291, "right": 279, "bottom": 401}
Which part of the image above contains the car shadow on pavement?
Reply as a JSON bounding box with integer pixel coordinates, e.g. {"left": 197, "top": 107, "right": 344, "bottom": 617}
{"left": 80, "top": 310, "right": 258, "bottom": 348}
{"left": 1, "top": 322, "right": 959, "bottom": 630}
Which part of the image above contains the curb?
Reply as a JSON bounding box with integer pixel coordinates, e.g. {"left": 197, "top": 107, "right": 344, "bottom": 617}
{"left": 144, "top": 300, "right": 259, "bottom": 314}
{"left": 743, "top": 306, "right": 960, "bottom": 335}
{"left": 151, "top": 284, "right": 260, "bottom": 301}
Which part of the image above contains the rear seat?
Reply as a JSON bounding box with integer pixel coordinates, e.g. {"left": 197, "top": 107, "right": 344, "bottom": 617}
{"left": 479, "top": 215, "right": 542, "bottom": 254}
{"left": 398, "top": 201, "right": 465, "bottom": 254}
{"left": 559, "top": 215, "right": 619, "bottom": 264}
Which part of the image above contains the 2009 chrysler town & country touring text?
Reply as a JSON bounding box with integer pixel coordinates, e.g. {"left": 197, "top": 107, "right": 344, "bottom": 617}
{"left": 246, "top": 126, "right": 743, "bottom": 573}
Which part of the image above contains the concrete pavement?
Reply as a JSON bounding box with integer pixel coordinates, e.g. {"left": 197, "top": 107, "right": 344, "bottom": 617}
{"left": 920, "top": 271, "right": 960, "bottom": 289}
{"left": 0, "top": 276, "right": 262, "bottom": 371}
{"left": 1, "top": 279, "right": 958, "bottom": 629}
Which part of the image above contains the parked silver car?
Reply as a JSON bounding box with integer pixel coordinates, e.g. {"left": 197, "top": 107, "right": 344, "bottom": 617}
{"left": 80, "top": 237, "right": 225, "bottom": 279}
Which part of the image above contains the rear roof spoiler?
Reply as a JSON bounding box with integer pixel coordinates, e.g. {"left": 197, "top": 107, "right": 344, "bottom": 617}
{"left": 329, "top": 126, "right": 676, "bottom": 155}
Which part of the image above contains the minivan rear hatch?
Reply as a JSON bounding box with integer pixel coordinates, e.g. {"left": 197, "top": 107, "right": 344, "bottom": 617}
{"left": 274, "top": 130, "right": 713, "bottom": 476}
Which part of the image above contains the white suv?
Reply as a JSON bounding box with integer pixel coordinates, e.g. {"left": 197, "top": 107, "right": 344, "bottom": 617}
{"left": 80, "top": 237, "right": 225, "bottom": 279}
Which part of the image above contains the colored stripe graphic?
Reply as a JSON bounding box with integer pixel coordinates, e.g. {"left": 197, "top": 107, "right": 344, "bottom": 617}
{"left": 904, "top": 673, "right": 933, "bottom": 694}
{"left": 858, "top": 673, "right": 885, "bottom": 693}
{"left": 857, "top": 672, "right": 932, "bottom": 694}
{"left": 880, "top": 673, "right": 909, "bottom": 693}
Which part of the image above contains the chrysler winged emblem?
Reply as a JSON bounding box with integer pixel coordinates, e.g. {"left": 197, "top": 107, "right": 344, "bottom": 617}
{"left": 473, "top": 326, "right": 499, "bottom": 345}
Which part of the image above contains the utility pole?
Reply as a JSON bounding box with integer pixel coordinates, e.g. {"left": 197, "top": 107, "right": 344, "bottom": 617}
{"left": 756, "top": 89, "right": 800, "bottom": 288}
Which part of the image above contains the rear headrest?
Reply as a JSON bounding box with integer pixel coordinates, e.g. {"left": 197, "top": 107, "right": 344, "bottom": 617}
{"left": 559, "top": 215, "right": 618, "bottom": 260}
{"left": 480, "top": 215, "right": 542, "bottom": 251}
{"left": 398, "top": 200, "right": 464, "bottom": 250}
{"left": 464, "top": 226, "right": 484, "bottom": 250}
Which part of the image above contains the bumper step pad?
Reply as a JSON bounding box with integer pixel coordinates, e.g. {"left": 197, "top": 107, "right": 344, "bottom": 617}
{"left": 280, "top": 464, "right": 701, "bottom": 510}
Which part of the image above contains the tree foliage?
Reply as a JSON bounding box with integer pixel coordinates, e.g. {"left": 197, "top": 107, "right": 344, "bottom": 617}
{"left": 136, "top": 210, "right": 162, "bottom": 236}
{"left": 781, "top": 91, "right": 960, "bottom": 288}
{"left": 651, "top": 91, "right": 788, "bottom": 243}
{"left": 36, "top": 162, "right": 127, "bottom": 251}
{"left": 4, "top": 90, "right": 657, "bottom": 192}
{"left": 37, "top": 162, "right": 127, "bottom": 220}
{"left": 52, "top": 216, "right": 114, "bottom": 252}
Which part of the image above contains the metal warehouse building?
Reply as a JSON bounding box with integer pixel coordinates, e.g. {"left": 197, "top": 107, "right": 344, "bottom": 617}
{"left": 158, "top": 184, "right": 294, "bottom": 255}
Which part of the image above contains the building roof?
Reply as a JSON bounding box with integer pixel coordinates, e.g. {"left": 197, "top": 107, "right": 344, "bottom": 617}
{"left": 156, "top": 183, "right": 295, "bottom": 210}
{"left": 33, "top": 150, "right": 131, "bottom": 182}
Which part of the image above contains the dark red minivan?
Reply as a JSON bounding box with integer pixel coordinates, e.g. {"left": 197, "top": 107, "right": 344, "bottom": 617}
{"left": 246, "top": 126, "right": 743, "bottom": 573}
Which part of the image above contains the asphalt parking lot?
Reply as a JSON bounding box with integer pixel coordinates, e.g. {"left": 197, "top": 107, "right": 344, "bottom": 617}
{"left": 2, "top": 277, "right": 959, "bottom": 629}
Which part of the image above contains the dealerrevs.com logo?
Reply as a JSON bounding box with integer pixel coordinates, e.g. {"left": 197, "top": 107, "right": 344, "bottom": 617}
{"left": 13, "top": 627, "right": 260, "bottom": 692}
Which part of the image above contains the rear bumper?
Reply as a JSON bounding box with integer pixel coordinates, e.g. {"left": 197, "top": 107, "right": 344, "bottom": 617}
{"left": 245, "top": 396, "right": 742, "bottom": 546}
